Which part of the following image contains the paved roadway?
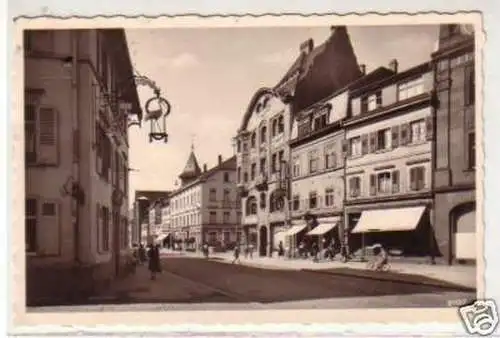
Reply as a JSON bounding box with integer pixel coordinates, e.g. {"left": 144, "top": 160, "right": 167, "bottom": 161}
{"left": 29, "top": 257, "right": 476, "bottom": 310}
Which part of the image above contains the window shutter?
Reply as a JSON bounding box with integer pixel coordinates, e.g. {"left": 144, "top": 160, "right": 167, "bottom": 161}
{"left": 369, "top": 174, "right": 376, "bottom": 196}
{"left": 418, "top": 167, "right": 425, "bottom": 190}
{"left": 37, "top": 107, "right": 58, "bottom": 165}
{"left": 342, "top": 139, "right": 349, "bottom": 157}
{"left": 392, "top": 170, "right": 400, "bottom": 193}
{"left": 391, "top": 126, "right": 400, "bottom": 148}
{"left": 409, "top": 168, "right": 417, "bottom": 191}
{"left": 400, "top": 123, "right": 410, "bottom": 146}
{"left": 425, "top": 116, "right": 434, "bottom": 141}
{"left": 369, "top": 132, "right": 377, "bottom": 153}
{"left": 361, "top": 134, "right": 369, "bottom": 155}
{"left": 349, "top": 177, "right": 355, "bottom": 197}
{"left": 37, "top": 200, "right": 60, "bottom": 256}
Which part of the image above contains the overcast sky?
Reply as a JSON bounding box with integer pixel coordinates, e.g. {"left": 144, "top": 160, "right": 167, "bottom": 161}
{"left": 125, "top": 25, "right": 439, "bottom": 203}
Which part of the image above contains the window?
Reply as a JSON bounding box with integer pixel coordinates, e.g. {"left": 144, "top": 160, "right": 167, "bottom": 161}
{"left": 313, "top": 114, "right": 327, "bottom": 130}
{"left": 24, "top": 104, "right": 59, "bottom": 166}
{"left": 270, "top": 191, "right": 283, "bottom": 212}
{"left": 350, "top": 137, "right": 362, "bottom": 157}
{"left": 361, "top": 96, "right": 369, "bottom": 113}
{"left": 298, "top": 120, "right": 311, "bottom": 138}
{"left": 292, "top": 195, "right": 300, "bottom": 211}
{"left": 309, "top": 151, "right": 319, "bottom": 174}
{"left": 349, "top": 177, "right": 361, "bottom": 197}
{"left": 325, "top": 188, "right": 334, "bottom": 207}
{"left": 209, "top": 188, "right": 217, "bottom": 202}
{"left": 271, "top": 153, "right": 277, "bottom": 173}
{"left": 377, "top": 172, "right": 391, "bottom": 194}
{"left": 392, "top": 170, "right": 400, "bottom": 193}
{"left": 251, "top": 132, "right": 256, "bottom": 148}
{"left": 272, "top": 119, "right": 278, "bottom": 137}
{"left": 243, "top": 142, "right": 248, "bottom": 152}
{"left": 292, "top": 157, "right": 301, "bottom": 177}
{"left": 96, "top": 122, "right": 111, "bottom": 181}
{"left": 309, "top": 192, "right": 318, "bottom": 209}
{"left": 278, "top": 115, "right": 284, "bottom": 134}
{"left": 368, "top": 92, "right": 382, "bottom": 111}
{"left": 237, "top": 212, "right": 242, "bottom": 223}
{"left": 237, "top": 167, "right": 241, "bottom": 183}
{"left": 409, "top": 166, "right": 426, "bottom": 191}
{"left": 223, "top": 231, "right": 230, "bottom": 243}
{"left": 24, "top": 30, "right": 55, "bottom": 53}
{"left": 260, "top": 192, "right": 267, "bottom": 210}
{"left": 410, "top": 119, "right": 426, "bottom": 143}
{"left": 398, "top": 77, "right": 424, "bottom": 101}
{"left": 224, "top": 172, "right": 230, "bottom": 183}
{"left": 223, "top": 212, "right": 230, "bottom": 224}
{"left": 243, "top": 172, "right": 248, "bottom": 183}
{"left": 209, "top": 211, "right": 217, "bottom": 224}
{"left": 260, "top": 158, "right": 267, "bottom": 175}
{"left": 260, "top": 126, "right": 267, "bottom": 144}
{"left": 465, "top": 64, "right": 475, "bottom": 106}
{"left": 251, "top": 163, "right": 257, "bottom": 180}
{"left": 237, "top": 140, "right": 241, "bottom": 152}
{"left": 246, "top": 196, "right": 257, "bottom": 215}
{"left": 223, "top": 189, "right": 231, "bottom": 203}
{"left": 377, "top": 129, "right": 392, "bottom": 150}
{"left": 99, "top": 205, "right": 110, "bottom": 252}
{"left": 25, "top": 198, "right": 37, "bottom": 253}
{"left": 468, "top": 131, "right": 475, "bottom": 169}
{"left": 324, "top": 144, "right": 336, "bottom": 169}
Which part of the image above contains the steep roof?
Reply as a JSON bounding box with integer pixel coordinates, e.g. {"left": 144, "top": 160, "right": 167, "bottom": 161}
{"left": 179, "top": 149, "right": 202, "bottom": 181}
{"left": 171, "top": 155, "right": 237, "bottom": 196}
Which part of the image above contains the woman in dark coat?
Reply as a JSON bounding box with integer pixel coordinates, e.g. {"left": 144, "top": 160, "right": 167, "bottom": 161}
{"left": 148, "top": 244, "right": 161, "bottom": 280}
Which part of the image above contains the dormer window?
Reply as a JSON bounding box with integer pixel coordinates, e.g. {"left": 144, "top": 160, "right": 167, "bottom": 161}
{"left": 298, "top": 120, "right": 311, "bottom": 138}
{"left": 367, "top": 91, "right": 382, "bottom": 111}
{"left": 313, "top": 114, "right": 328, "bottom": 131}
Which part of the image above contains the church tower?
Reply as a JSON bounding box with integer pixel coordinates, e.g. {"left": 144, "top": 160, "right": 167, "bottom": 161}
{"left": 178, "top": 144, "right": 202, "bottom": 186}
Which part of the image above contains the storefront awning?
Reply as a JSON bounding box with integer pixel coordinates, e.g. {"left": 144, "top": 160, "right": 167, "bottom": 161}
{"left": 307, "top": 218, "right": 340, "bottom": 236}
{"left": 285, "top": 222, "right": 308, "bottom": 236}
{"left": 351, "top": 206, "right": 426, "bottom": 233}
{"left": 155, "top": 234, "right": 169, "bottom": 242}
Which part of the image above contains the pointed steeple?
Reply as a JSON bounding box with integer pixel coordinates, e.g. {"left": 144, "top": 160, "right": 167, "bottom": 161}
{"left": 179, "top": 144, "right": 202, "bottom": 186}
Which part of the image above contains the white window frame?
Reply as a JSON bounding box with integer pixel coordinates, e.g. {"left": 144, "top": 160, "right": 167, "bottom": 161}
{"left": 398, "top": 77, "right": 425, "bottom": 101}
{"left": 410, "top": 119, "right": 427, "bottom": 144}
{"left": 350, "top": 137, "right": 362, "bottom": 157}
{"left": 325, "top": 188, "right": 335, "bottom": 207}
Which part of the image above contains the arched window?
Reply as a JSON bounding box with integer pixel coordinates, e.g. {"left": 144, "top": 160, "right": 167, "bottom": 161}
{"left": 251, "top": 132, "right": 256, "bottom": 148}
{"left": 245, "top": 196, "right": 257, "bottom": 215}
{"left": 260, "top": 126, "right": 267, "bottom": 144}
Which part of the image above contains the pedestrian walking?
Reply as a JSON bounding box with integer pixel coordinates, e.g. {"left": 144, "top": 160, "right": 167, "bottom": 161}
{"left": 311, "top": 241, "right": 319, "bottom": 262}
{"left": 232, "top": 244, "right": 241, "bottom": 264}
{"left": 244, "top": 243, "right": 249, "bottom": 259}
{"left": 148, "top": 244, "right": 162, "bottom": 280}
{"left": 278, "top": 241, "right": 284, "bottom": 257}
{"left": 138, "top": 243, "right": 147, "bottom": 264}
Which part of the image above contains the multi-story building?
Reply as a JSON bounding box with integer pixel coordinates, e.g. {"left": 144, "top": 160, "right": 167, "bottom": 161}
{"left": 343, "top": 60, "right": 436, "bottom": 260}
{"left": 431, "top": 24, "right": 476, "bottom": 265}
{"left": 170, "top": 150, "right": 241, "bottom": 248}
{"left": 235, "top": 26, "right": 362, "bottom": 257}
{"left": 132, "top": 190, "right": 170, "bottom": 245}
{"left": 24, "top": 29, "right": 140, "bottom": 303}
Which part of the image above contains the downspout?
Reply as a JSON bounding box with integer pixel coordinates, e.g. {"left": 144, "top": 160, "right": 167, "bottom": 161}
{"left": 71, "top": 31, "right": 81, "bottom": 264}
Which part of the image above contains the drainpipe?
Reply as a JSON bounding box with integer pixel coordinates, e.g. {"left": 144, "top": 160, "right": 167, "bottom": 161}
{"left": 71, "top": 31, "right": 81, "bottom": 264}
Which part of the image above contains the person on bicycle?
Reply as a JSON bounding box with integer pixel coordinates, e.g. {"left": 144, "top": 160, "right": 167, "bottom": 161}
{"left": 372, "top": 244, "right": 388, "bottom": 270}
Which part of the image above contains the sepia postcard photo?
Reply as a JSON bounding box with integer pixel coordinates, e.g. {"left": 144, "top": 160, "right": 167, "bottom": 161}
{"left": 11, "top": 12, "right": 485, "bottom": 330}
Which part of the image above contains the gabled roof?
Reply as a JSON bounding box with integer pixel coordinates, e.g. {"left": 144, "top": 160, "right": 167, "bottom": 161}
{"left": 179, "top": 149, "right": 202, "bottom": 180}
{"left": 171, "top": 156, "right": 237, "bottom": 196}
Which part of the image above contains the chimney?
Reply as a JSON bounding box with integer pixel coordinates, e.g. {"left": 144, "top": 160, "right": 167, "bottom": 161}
{"left": 299, "top": 38, "right": 314, "bottom": 55}
{"left": 359, "top": 64, "right": 366, "bottom": 75}
{"left": 389, "top": 59, "right": 398, "bottom": 73}
{"left": 218, "top": 155, "right": 222, "bottom": 166}
{"left": 203, "top": 164, "right": 207, "bottom": 172}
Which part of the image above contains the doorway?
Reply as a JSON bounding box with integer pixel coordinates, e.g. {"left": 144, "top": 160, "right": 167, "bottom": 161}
{"left": 259, "top": 226, "right": 268, "bottom": 257}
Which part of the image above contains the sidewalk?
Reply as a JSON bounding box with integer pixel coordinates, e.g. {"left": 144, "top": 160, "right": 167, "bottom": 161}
{"left": 177, "top": 250, "right": 476, "bottom": 290}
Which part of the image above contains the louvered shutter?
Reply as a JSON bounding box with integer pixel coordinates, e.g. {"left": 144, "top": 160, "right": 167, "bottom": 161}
{"left": 342, "top": 139, "right": 350, "bottom": 158}
{"left": 37, "top": 107, "right": 58, "bottom": 165}
{"left": 391, "top": 126, "right": 400, "bottom": 148}
{"left": 410, "top": 168, "right": 417, "bottom": 191}
{"left": 369, "top": 132, "right": 377, "bottom": 153}
{"left": 392, "top": 170, "right": 400, "bottom": 193}
{"left": 418, "top": 167, "right": 425, "bottom": 190}
{"left": 400, "top": 123, "right": 410, "bottom": 146}
{"left": 369, "top": 174, "right": 376, "bottom": 196}
{"left": 361, "top": 134, "right": 369, "bottom": 155}
{"left": 425, "top": 116, "right": 434, "bottom": 141}
{"left": 37, "top": 200, "right": 60, "bottom": 256}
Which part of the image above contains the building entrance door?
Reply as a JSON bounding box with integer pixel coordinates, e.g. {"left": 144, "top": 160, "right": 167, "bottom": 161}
{"left": 259, "top": 226, "right": 268, "bottom": 257}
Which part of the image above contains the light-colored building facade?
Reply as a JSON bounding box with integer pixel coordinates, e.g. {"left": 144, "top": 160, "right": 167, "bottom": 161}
{"left": 431, "top": 24, "right": 476, "bottom": 265}
{"left": 170, "top": 152, "right": 241, "bottom": 248}
{"left": 343, "top": 60, "right": 436, "bottom": 259}
{"left": 24, "top": 29, "right": 140, "bottom": 303}
{"left": 287, "top": 90, "right": 350, "bottom": 252}
{"left": 235, "top": 26, "right": 363, "bottom": 257}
